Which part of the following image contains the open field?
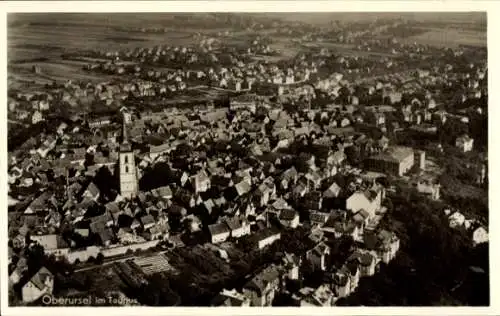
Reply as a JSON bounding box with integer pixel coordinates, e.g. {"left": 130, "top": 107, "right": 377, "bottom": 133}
{"left": 8, "top": 24, "right": 196, "bottom": 61}
{"left": 8, "top": 13, "right": 486, "bottom": 88}
{"left": 261, "top": 12, "right": 486, "bottom": 26}
{"left": 8, "top": 60, "right": 117, "bottom": 89}
{"left": 8, "top": 16, "right": 201, "bottom": 86}
{"left": 399, "top": 28, "right": 487, "bottom": 48}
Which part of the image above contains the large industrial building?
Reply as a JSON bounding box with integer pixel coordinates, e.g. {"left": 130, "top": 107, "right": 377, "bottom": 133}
{"left": 364, "top": 146, "right": 415, "bottom": 177}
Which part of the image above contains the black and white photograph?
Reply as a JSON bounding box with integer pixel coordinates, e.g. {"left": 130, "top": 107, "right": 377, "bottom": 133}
{"left": 3, "top": 2, "right": 492, "bottom": 313}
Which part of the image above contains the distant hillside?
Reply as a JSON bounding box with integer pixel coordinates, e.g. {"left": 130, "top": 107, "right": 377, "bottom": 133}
{"left": 9, "top": 12, "right": 486, "bottom": 30}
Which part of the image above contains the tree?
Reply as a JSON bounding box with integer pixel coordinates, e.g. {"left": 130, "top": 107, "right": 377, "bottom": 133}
{"left": 26, "top": 244, "right": 45, "bottom": 273}
{"left": 345, "top": 145, "right": 362, "bottom": 166}
{"left": 95, "top": 253, "right": 104, "bottom": 265}
{"left": 342, "top": 186, "right": 488, "bottom": 306}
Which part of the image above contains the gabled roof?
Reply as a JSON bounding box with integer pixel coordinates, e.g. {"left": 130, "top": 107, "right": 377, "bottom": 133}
{"left": 309, "top": 241, "right": 330, "bottom": 257}
{"left": 358, "top": 209, "right": 370, "bottom": 219}
{"left": 235, "top": 180, "right": 251, "bottom": 196}
{"left": 98, "top": 228, "right": 114, "bottom": 243}
{"left": 349, "top": 251, "right": 375, "bottom": 266}
{"left": 279, "top": 209, "right": 298, "bottom": 221}
{"left": 324, "top": 182, "right": 341, "bottom": 198}
{"left": 30, "top": 234, "right": 68, "bottom": 250}
{"left": 85, "top": 182, "right": 100, "bottom": 198}
{"left": 226, "top": 216, "right": 247, "bottom": 231}
{"left": 208, "top": 222, "right": 230, "bottom": 236}
{"left": 154, "top": 186, "right": 173, "bottom": 199}
{"left": 141, "top": 215, "right": 155, "bottom": 226}
{"left": 245, "top": 264, "right": 281, "bottom": 295}
{"left": 27, "top": 267, "right": 53, "bottom": 291}
{"left": 368, "top": 146, "right": 414, "bottom": 163}
{"left": 281, "top": 167, "right": 298, "bottom": 181}
{"left": 310, "top": 212, "right": 329, "bottom": 224}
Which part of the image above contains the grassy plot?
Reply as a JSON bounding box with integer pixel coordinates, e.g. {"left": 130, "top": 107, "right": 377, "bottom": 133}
{"left": 399, "top": 28, "right": 487, "bottom": 48}
{"left": 8, "top": 24, "right": 197, "bottom": 61}
{"left": 10, "top": 62, "right": 112, "bottom": 84}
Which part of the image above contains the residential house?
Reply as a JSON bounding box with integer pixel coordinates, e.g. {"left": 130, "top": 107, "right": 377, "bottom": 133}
{"left": 225, "top": 216, "right": 251, "bottom": 238}
{"left": 255, "top": 181, "right": 275, "bottom": 207}
{"left": 292, "top": 182, "right": 309, "bottom": 199}
{"left": 149, "top": 144, "right": 171, "bottom": 160}
{"left": 10, "top": 257, "right": 28, "bottom": 286}
{"left": 24, "top": 192, "right": 52, "bottom": 215}
{"left": 346, "top": 189, "right": 382, "bottom": 219}
{"left": 144, "top": 222, "right": 170, "bottom": 241}
{"left": 251, "top": 228, "right": 281, "bottom": 250}
{"left": 82, "top": 182, "right": 100, "bottom": 201}
{"left": 184, "top": 214, "right": 202, "bottom": 233}
{"left": 140, "top": 215, "right": 156, "bottom": 230}
{"left": 32, "top": 110, "right": 44, "bottom": 124}
{"left": 300, "top": 284, "right": 335, "bottom": 306}
{"left": 348, "top": 251, "right": 377, "bottom": 277}
{"left": 152, "top": 185, "right": 173, "bottom": 200}
{"left": 455, "top": 135, "right": 474, "bottom": 153}
{"left": 89, "top": 215, "right": 115, "bottom": 246}
{"left": 234, "top": 179, "right": 252, "bottom": 197}
{"left": 416, "top": 180, "right": 440, "bottom": 200}
{"left": 279, "top": 209, "right": 300, "bottom": 229}
{"left": 333, "top": 267, "right": 352, "bottom": 298}
{"left": 88, "top": 116, "right": 111, "bottom": 129}
{"left": 309, "top": 211, "right": 330, "bottom": 227}
{"left": 324, "top": 182, "right": 341, "bottom": 199}
{"left": 280, "top": 167, "right": 298, "bottom": 190}
{"left": 344, "top": 260, "right": 360, "bottom": 292}
{"left": 306, "top": 242, "right": 330, "bottom": 271}
{"left": 30, "top": 234, "right": 70, "bottom": 257}
{"left": 242, "top": 264, "right": 282, "bottom": 306}
{"left": 211, "top": 289, "right": 251, "bottom": 306}
{"left": 192, "top": 170, "right": 211, "bottom": 193}
{"left": 304, "top": 171, "right": 323, "bottom": 190}
{"left": 21, "top": 267, "right": 54, "bottom": 303}
{"left": 364, "top": 229, "right": 400, "bottom": 264}
{"left": 351, "top": 210, "right": 370, "bottom": 240}
{"left": 208, "top": 222, "right": 231, "bottom": 244}
{"left": 282, "top": 253, "right": 301, "bottom": 281}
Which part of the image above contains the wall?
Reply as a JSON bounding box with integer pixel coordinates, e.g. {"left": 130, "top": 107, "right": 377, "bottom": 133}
{"left": 66, "top": 246, "right": 101, "bottom": 264}
{"left": 65, "top": 240, "right": 160, "bottom": 263}
{"left": 211, "top": 232, "right": 230, "bottom": 244}
{"left": 101, "top": 240, "right": 160, "bottom": 257}
{"left": 257, "top": 233, "right": 281, "bottom": 249}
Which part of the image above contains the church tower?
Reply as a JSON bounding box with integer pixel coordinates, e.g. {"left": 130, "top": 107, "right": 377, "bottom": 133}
{"left": 119, "top": 112, "right": 137, "bottom": 199}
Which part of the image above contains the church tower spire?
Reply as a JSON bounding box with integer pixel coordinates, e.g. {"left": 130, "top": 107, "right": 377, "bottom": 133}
{"left": 119, "top": 108, "right": 137, "bottom": 199}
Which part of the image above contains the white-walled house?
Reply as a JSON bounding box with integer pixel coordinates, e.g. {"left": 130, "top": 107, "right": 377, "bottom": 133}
{"left": 22, "top": 267, "right": 54, "bottom": 303}
{"left": 346, "top": 189, "right": 381, "bottom": 218}
{"left": 279, "top": 209, "right": 300, "bottom": 228}
{"left": 306, "top": 242, "right": 330, "bottom": 271}
{"left": 455, "top": 135, "right": 474, "bottom": 153}
{"left": 226, "top": 217, "right": 251, "bottom": 238}
{"left": 208, "top": 223, "right": 231, "bottom": 244}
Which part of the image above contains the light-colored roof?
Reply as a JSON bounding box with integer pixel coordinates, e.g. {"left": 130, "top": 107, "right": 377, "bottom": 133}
{"left": 208, "top": 222, "right": 230, "bottom": 236}
{"left": 27, "top": 267, "right": 53, "bottom": 291}
{"left": 30, "top": 234, "right": 67, "bottom": 250}
{"left": 369, "top": 146, "right": 414, "bottom": 163}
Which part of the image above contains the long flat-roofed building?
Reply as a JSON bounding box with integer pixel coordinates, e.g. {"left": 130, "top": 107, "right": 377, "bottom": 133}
{"left": 364, "top": 146, "right": 414, "bottom": 177}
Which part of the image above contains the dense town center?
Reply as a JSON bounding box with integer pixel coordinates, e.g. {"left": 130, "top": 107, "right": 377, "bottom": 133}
{"left": 7, "top": 13, "right": 488, "bottom": 307}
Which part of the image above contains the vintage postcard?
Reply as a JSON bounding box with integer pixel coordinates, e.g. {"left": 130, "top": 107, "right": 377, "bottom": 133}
{"left": 1, "top": 1, "right": 496, "bottom": 316}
